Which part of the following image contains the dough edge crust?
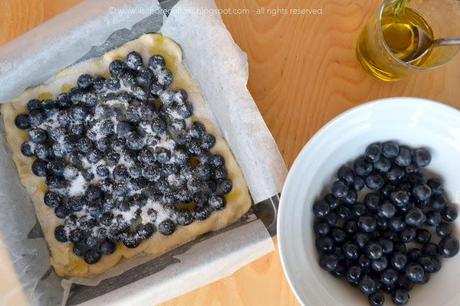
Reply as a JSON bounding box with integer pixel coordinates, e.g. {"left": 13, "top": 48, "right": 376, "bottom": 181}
{"left": 1, "top": 33, "right": 251, "bottom": 278}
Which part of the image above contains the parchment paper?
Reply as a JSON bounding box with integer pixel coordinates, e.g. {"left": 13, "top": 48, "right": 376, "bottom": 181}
{"left": 0, "top": 0, "right": 287, "bottom": 305}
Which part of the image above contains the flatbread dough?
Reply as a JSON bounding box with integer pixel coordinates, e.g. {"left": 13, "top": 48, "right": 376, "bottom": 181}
{"left": 1, "top": 33, "right": 251, "bottom": 278}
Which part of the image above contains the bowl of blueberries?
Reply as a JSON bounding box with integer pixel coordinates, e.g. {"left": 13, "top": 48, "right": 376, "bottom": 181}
{"left": 277, "top": 97, "right": 460, "bottom": 306}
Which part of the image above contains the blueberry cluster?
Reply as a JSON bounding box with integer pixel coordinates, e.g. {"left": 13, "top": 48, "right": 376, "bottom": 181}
{"left": 14, "top": 51, "right": 232, "bottom": 264}
{"left": 313, "top": 141, "right": 459, "bottom": 306}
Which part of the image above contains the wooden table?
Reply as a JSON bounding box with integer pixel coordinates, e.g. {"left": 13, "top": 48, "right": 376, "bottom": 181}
{"left": 1, "top": 0, "right": 459, "bottom": 305}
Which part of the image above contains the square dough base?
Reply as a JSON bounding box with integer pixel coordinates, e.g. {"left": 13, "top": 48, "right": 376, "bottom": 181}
{"left": 1, "top": 33, "right": 251, "bottom": 278}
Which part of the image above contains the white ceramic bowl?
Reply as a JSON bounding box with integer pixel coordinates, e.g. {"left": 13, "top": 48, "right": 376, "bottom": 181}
{"left": 277, "top": 97, "right": 460, "bottom": 306}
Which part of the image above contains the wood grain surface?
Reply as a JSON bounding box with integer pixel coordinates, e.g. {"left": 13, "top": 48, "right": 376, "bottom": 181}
{"left": 1, "top": 0, "right": 459, "bottom": 305}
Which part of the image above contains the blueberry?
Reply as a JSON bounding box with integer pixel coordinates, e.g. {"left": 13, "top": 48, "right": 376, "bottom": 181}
{"left": 371, "top": 257, "right": 388, "bottom": 272}
{"left": 217, "top": 179, "right": 233, "bottom": 194}
{"left": 399, "top": 227, "right": 416, "bottom": 243}
{"left": 439, "top": 236, "right": 459, "bottom": 257}
{"left": 71, "top": 91, "right": 97, "bottom": 107}
{"left": 412, "top": 184, "right": 432, "bottom": 202}
{"left": 319, "top": 254, "right": 339, "bottom": 272}
{"left": 352, "top": 203, "right": 367, "bottom": 218}
{"left": 418, "top": 256, "right": 436, "bottom": 273}
{"left": 379, "top": 239, "right": 394, "bottom": 254}
{"left": 405, "top": 263, "right": 424, "bottom": 283}
{"left": 365, "top": 173, "right": 385, "bottom": 190}
{"left": 353, "top": 176, "right": 365, "bottom": 191}
{"left": 381, "top": 268, "right": 398, "bottom": 286}
{"left": 337, "top": 166, "right": 355, "bottom": 185}
{"left": 15, "top": 113, "right": 30, "bottom": 129}
{"left": 358, "top": 216, "right": 376, "bottom": 233}
{"left": 27, "top": 99, "right": 42, "bottom": 112}
{"left": 346, "top": 265, "right": 362, "bottom": 284}
{"left": 365, "top": 143, "right": 382, "bottom": 162}
{"left": 68, "top": 197, "right": 84, "bottom": 212}
{"left": 359, "top": 275, "right": 377, "bottom": 295}
{"left": 148, "top": 55, "right": 166, "bottom": 70}
{"left": 405, "top": 208, "right": 426, "bottom": 227}
{"left": 100, "top": 240, "right": 116, "bottom": 255}
{"left": 136, "top": 68, "right": 154, "bottom": 88}
{"left": 394, "top": 241, "right": 408, "bottom": 253}
{"left": 201, "top": 134, "right": 216, "bottom": 150}
{"left": 158, "top": 219, "right": 176, "bottom": 235}
{"left": 63, "top": 165, "right": 79, "bottom": 181}
{"left": 125, "top": 51, "right": 144, "bottom": 70}
{"left": 136, "top": 223, "right": 155, "bottom": 239}
{"left": 413, "top": 148, "right": 431, "bottom": 167}
{"left": 395, "top": 146, "right": 412, "bottom": 167}
{"left": 105, "top": 151, "right": 120, "bottom": 166}
{"left": 331, "top": 228, "right": 347, "bottom": 244}
{"left": 426, "top": 211, "right": 442, "bottom": 227}
{"left": 392, "top": 289, "right": 409, "bottom": 305}
{"left": 316, "top": 237, "right": 334, "bottom": 253}
{"left": 109, "top": 60, "right": 126, "bottom": 77}
{"left": 390, "top": 190, "right": 410, "bottom": 207}
{"left": 367, "top": 242, "right": 383, "bottom": 259}
{"left": 28, "top": 128, "right": 47, "bottom": 144}
{"left": 156, "top": 68, "right": 174, "bottom": 88}
{"left": 126, "top": 133, "right": 145, "bottom": 151}
{"left": 382, "top": 141, "right": 400, "bottom": 159}
{"left": 85, "top": 185, "right": 103, "bottom": 202}
{"left": 113, "top": 165, "right": 129, "bottom": 182}
{"left": 21, "top": 142, "right": 35, "bottom": 157}
{"left": 324, "top": 212, "right": 338, "bottom": 227}
{"left": 33, "top": 143, "right": 48, "bottom": 160}
{"left": 28, "top": 109, "right": 46, "bottom": 127}
{"left": 354, "top": 156, "right": 373, "bottom": 177}
{"left": 343, "top": 190, "right": 357, "bottom": 205}
{"left": 332, "top": 180, "right": 348, "bottom": 198}
{"left": 379, "top": 202, "right": 396, "bottom": 219}
{"left": 83, "top": 249, "right": 101, "bottom": 264}
{"left": 314, "top": 221, "right": 331, "bottom": 236}
{"left": 32, "top": 159, "right": 48, "bottom": 176}
{"left": 422, "top": 243, "right": 438, "bottom": 256}
{"left": 431, "top": 194, "right": 447, "bottom": 211}
{"left": 354, "top": 232, "right": 370, "bottom": 248}
{"left": 442, "top": 205, "right": 458, "bottom": 222}
{"left": 391, "top": 252, "right": 407, "bottom": 270}
{"left": 386, "top": 167, "right": 405, "bottom": 183}
{"left": 364, "top": 193, "right": 381, "bottom": 211}
{"left": 374, "top": 157, "right": 391, "bottom": 173}
{"left": 154, "top": 147, "right": 171, "bottom": 163}
{"left": 209, "top": 195, "right": 225, "bottom": 210}
{"left": 77, "top": 74, "right": 94, "bottom": 89}
{"left": 427, "top": 178, "right": 443, "bottom": 195}
{"left": 368, "top": 291, "right": 385, "bottom": 306}
{"left": 106, "top": 77, "right": 121, "bottom": 90}
{"left": 44, "top": 191, "right": 62, "bottom": 208}
{"left": 437, "top": 223, "right": 453, "bottom": 240}
{"left": 313, "top": 200, "right": 332, "bottom": 219}
{"left": 358, "top": 254, "right": 371, "bottom": 272}
{"left": 96, "top": 165, "right": 110, "bottom": 178}
{"left": 389, "top": 216, "right": 405, "bottom": 232}
{"left": 54, "top": 225, "right": 68, "bottom": 242}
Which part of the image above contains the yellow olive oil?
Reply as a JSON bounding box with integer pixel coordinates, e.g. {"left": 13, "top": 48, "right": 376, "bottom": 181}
{"left": 356, "top": 5, "right": 434, "bottom": 81}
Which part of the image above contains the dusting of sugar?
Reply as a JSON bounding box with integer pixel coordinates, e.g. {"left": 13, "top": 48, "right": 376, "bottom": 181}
{"left": 68, "top": 174, "right": 87, "bottom": 196}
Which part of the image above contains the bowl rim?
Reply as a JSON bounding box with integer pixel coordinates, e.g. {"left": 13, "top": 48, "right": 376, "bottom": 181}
{"left": 277, "top": 97, "right": 460, "bottom": 305}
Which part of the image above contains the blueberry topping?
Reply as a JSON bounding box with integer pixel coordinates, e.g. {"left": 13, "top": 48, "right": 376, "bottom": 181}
{"left": 158, "top": 219, "right": 175, "bottom": 235}
{"left": 16, "top": 53, "right": 231, "bottom": 265}
{"left": 84, "top": 249, "right": 101, "bottom": 264}
{"left": 15, "top": 113, "right": 31, "bottom": 129}
{"left": 54, "top": 225, "right": 68, "bottom": 242}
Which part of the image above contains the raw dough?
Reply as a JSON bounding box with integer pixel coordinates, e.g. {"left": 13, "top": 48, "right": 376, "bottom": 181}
{"left": 1, "top": 33, "right": 251, "bottom": 278}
